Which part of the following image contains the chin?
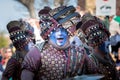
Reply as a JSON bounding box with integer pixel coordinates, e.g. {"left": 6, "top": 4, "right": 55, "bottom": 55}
{"left": 57, "top": 44, "right": 64, "bottom": 47}
{"left": 56, "top": 41, "right": 66, "bottom": 46}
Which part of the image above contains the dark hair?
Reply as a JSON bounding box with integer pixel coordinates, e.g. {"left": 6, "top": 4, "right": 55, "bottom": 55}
{"left": 112, "top": 42, "right": 120, "bottom": 53}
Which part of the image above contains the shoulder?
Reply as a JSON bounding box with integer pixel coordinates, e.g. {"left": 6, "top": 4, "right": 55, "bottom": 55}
{"left": 110, "top": 19, "right": 119, "bottom": 26}
{"left": 22, "top": 46, "right": 43, "bottom": 72}
{"left": 70, "top": 36, "right": 83, "bottom": 47}
{"left": 24, "top": 42, "right": 47, "bottom": 62}
{"left": 26, "top": 46, "right": 41, "bottom": 59}
{"left": 34, "top": 42, "right": 45, "bottom": 52}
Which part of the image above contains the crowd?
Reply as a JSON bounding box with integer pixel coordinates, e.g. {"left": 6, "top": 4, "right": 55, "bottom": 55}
{"left": 0, "top": 5, "right": 120, "bottom": 80}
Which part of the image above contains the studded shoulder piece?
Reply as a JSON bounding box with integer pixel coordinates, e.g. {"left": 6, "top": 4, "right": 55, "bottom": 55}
{"left": 35, "top": 42, "right": 46, "bottom": 52}
{"left": 89, "top": 54, "right": 99, "bottom": 67}
{"left": 51, "top": 6, "right": 76, "bottom": 20}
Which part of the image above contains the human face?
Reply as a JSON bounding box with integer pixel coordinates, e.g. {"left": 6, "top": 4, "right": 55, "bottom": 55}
{"left": 4, "top": 48, "right": 12, "bottom": 59}
{"left": 98, "top": 40, "right": 110, "bottom": 54}
{"left": 49, "top": 27, "right": 68, "bottom": 46}
{"left": 24, "top": 41, "right": 34, "bottom": 52}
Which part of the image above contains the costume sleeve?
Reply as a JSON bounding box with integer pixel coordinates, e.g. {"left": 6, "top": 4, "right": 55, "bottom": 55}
{"left": 2, "top": 58, "right": 18, "bottom": 79}
{"left": 22, "top": 47, "right": 41, "bottom": 73}
{"left": 84, "top": 53, "right": 98, "bottom": 74}
{"left": 21, "top": 69, "right": 35, "bottom": 80}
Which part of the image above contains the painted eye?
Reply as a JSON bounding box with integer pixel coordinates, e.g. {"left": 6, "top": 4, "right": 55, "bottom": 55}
{"left": 41, "top": 23, "right": 45, "bottom": 27}
{"left": 55, "top": 28, "right": 60, "bottom": 32}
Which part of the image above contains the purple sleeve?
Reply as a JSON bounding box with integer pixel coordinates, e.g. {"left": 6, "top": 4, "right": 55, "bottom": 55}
{"left": 22, "top": 47, "right": 41, "bottom": 73}
{"left": 77, "top": 46, "right": 97, "bottom": 74}
{"left": 2, "top": 58, "right": 18, "bottom": 79}
{"left": 84, "top": 53, "right": 98, "bottom": 74}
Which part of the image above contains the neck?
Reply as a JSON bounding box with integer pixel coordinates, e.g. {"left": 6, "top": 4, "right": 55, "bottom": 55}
{"left": 94, "top": 47, "right": 106, "bottom": 57}
{"left": 16, "top": 50, "right": 28, "bottom": 58}
{"left": 48, "top": 40, "right": 70, "bottom": 50}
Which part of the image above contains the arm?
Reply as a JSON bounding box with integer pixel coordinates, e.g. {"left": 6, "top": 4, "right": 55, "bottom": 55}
{"left": 21, "top": 69, "right": 34, "bottom": 80}
{"left": 116, "top": 28, "right": 120, "bottom": 34}
{"left": 83, "top": 51, "right": 98, "bottom": 74}
{"left": 1, "top": 76, "right": 8, "bottom": 80}
{"left": 109, "top": 20, "right": 120, "bottom": 36}
{"left": 21, "top": 47, "right": 41, "bottom": 80}
{"left": 2, "top": 58, "right": 18, "bottom": 80}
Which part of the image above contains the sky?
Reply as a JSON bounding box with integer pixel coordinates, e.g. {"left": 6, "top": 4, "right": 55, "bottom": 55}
{"left": 0, "top": 0, "right": 29, "bottom": 33}
{"left": 0, "top": 0, "right": 77, "bottom": 34}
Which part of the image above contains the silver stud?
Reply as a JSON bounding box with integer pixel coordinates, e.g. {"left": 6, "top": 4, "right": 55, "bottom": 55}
{"left": 17, "top": 37, "right": 19, "bottom": 39}
{"left": 50, "top": 32, "right": 53, "bottom": 34}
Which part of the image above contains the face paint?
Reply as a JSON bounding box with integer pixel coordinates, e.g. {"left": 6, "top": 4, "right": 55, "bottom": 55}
{"left": 24, "top": 41, "right": 34, "bottom": 52}
{"left": 49, "top": 27, "right": 68, "bottom": 46}
{"left": 98, "top": 40, "right": 110, "bottom": 54}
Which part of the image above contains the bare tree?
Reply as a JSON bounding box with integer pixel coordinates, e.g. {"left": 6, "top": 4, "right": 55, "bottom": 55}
{"left": 16, "top": 0, "right": 36, "bottom": 18}
{"left": 44, "top": 0, "right": 49, "bottom": 3}
{"left": 77, "top": 0, "right": 85, "bottom": 10}
{"left": 54, "top": 0, "right": 64, "bottom": 7}
{"left": 63, "top": 0, "right": 70, "bottom": 6}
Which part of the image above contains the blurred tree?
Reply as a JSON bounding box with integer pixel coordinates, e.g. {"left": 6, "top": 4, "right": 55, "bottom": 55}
{"left": 54, "top": 0, "right": 64, "bottom": 7}
{"left": 0, "top": 32, "right": 9, "bottom": 48}
{"left": 16, "top": 0, "right": 36, "bottom": 18}
{"left": 44, "top": 0, "right": 49, "bottom": 4}
{"left": 77, "top": 0, "right": 85, "bottom": 10}
{"left": 16, "top": 0, "right": 79, "bottom": 18}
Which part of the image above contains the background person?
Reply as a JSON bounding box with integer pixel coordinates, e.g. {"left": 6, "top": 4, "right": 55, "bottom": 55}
{"left": 21, "top": 6, "right": 98, "bottom": 80}
{"left": 2, "top": 20, "right": 35, "bottom": 80}
{"left": 78, "top": 14, "right": 119, "bottom": 80}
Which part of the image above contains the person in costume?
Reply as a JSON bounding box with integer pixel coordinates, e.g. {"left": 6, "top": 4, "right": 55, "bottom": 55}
{"left": 2, "top": 20, "right": 35, "bottom": 80}
{"left": 21, "top": 6, "right": 97, "bottom": 80}
{"left": 78, "top": 14, "right": 119, "bottom": 80}
{"left": 109, "top": 7, "right": 120, "bottom": 37}
{"left": 110, "top": 34, "right": 120, "bottom": 79}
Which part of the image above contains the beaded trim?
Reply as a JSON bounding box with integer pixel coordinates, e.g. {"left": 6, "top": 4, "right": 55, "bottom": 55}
{"left": 16, "top": 38, "right": 32, "bottom": 50}
{"left": 10, "top": 30, "right": 24, "bottom": 36}
{"left": 10, "top": 30, "right": 26, "bottom": 43}
{"left": 40, "top": 18, "right": 59, "bottom": 40}
{"left": 85, "top": 24, "right": 109, "bottom": 47}
{"left": 19, "top": 38, "right": 31, "bottom": 50}
{"left": 40, "top": 6, "right": 80, "bottom": 40}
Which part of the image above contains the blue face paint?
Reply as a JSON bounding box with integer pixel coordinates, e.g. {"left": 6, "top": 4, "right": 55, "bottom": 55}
{"left": 49, "top": 28, "right": 68, "bottom": 46}
{"left": 24, "top": 41, "right": 34, "bottom": 52}
{"left": 98, "top": 41, "right": 110, "bottom": 54}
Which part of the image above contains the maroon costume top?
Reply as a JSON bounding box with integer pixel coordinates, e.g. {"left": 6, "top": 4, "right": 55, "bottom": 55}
{"left": 79, "top": 14, "right": 119, "bottom": 80}
{"left": 2, "top": 52, "right": 23, "bottom": 80}
{"left": 21, "top": 6, "right": 98, "bottom": 80}
{"left": 2, "top": 20, "right": 35, "bottom": 80}
{"left": 22, "top": 42, "right": 96, "bottom": 80}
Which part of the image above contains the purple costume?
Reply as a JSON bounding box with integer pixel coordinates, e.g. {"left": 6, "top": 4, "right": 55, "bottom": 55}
{"left": 21, "top": 6, "right": 96, "bottom": 80}
{"left": 22, "top": 42, "right": 95, "bottom": 79}
{"left": 2, "top": 20, "right": 35, "bottom": 80}
{"left": 79, "top": 14, "right": 119, "bottom": 80}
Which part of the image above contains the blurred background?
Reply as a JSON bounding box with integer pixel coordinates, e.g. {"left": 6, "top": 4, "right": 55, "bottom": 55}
{"left": 0, "top": 0, "right": 120, "bottom": 48}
